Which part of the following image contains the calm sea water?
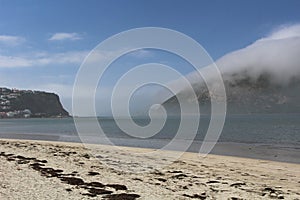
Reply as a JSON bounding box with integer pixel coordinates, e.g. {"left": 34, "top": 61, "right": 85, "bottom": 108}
{"left": 0, "top": 114, "right": 299, "bottom": 162}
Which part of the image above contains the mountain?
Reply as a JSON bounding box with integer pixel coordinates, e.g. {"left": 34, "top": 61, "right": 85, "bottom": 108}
{"left": 0, "top": 88, "right": 69, "bottom": 118}
{"left": 161, "top": 24, "right": 300, "bottom": 115}
{"left": 162, "top": 72, "right": 300, "bottom": 114}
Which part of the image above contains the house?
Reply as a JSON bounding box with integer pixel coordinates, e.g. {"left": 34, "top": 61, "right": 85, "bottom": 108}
{"left": 6, "top": 111, "right": 15, "bottom": 118}
{"left": 0, "top": 112, "right": 7, "bottom": 118}
{"left": 23, "top": 109, "right": 32, "bottom": 117}
{"left": 23, "top": 109, "right": 31, "bottom": 114}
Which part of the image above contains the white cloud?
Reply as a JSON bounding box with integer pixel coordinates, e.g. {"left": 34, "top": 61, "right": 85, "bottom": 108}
{"left": 0, "top": 55, "right": 32, "bottom": 67}
{"left": 128, "top": 49, "right": 153, "bottom": 58}
{"left": 166, "top": 24, "right": 300, "bottom": 100}
{"left": 261, "top": 24, "right": 300, "bottom": 41}
{"left": 0, "top": 46, "right": 133, "bottom": 68}
{"left": 0, "top": 35, "right": 25, "bottom": 46}
{"left": 0, "top": 51, "right": 89, "bottom": 68}
{"left": 48, "top": 32, "right": 82, "bottom": 41}
{"left": 35, "top": 51, "right": 89, "bottom": 65}
{"left": 214, "top": 24, "right": 300, "bottom": 84}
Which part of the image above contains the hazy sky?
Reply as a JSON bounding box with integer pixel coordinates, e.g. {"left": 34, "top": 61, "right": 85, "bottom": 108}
{"left": 0, "top": 0, "right": 299, "bottom": 115}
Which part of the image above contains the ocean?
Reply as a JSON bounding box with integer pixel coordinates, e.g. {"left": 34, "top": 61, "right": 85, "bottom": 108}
{"left": 0, "top": 114, "right": 299, "bottom": 163}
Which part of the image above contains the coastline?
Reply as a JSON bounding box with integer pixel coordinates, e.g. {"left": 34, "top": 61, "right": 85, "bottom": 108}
{"left": 1, "top": 114, "right": 300, "bottom": 165}
{"left": 0, "top": 139, "right": 299, "bottom": 199}
{"left": 1, "top": 133, "right": 299, "bottom": 164}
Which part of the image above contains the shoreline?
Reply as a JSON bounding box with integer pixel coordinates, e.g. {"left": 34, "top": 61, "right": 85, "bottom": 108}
{"left": 1, "top": 138, "right": 300, "bottom": 164}
{"left": 0, "top": 138, "right": 300, "bottom": 199}
{"left": 0, "top": 134, "right": 299, "bottom": 164}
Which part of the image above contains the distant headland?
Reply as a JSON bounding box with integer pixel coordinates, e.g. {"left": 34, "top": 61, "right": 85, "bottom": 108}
{"left": 0, "top": 87, "right": 69, "bottom": 118}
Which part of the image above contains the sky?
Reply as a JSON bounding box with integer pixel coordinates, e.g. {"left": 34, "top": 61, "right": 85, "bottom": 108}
{"left": 0, "top": 0, "right": 299, "bottom": 116}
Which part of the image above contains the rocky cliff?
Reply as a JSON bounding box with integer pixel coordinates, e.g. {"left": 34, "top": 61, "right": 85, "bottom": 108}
{"left": 0, "top": 88, "right": 69, "bottom": 118}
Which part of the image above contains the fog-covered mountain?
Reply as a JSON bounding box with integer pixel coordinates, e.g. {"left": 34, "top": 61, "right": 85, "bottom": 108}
{"left": 162, "top": 25, "right": 300, "bottom": 114}
{"left": 162, "top": 73, "right": 300, "bottom": 114}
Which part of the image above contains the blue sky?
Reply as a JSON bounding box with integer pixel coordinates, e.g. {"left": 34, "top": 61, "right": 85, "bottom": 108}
{"left": 0, "top": 0, "right": 299, "bottom": 115}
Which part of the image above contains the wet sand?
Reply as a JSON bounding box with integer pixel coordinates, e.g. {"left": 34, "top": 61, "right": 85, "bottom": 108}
{"left": 0, "top": 139, "right": 299, "bottom": 199}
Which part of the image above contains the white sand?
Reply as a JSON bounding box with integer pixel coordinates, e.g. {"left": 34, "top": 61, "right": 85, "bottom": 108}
{"left": 0, "top": 139, "right": 299, "bottom": 199}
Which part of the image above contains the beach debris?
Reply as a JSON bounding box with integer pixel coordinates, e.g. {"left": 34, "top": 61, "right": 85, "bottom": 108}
{"left": 263, "top": 187, "right": 277, "bottom": 193}
{"left": 60, "top": 177, "right": 85, "bottom": 185}
{"left": 278, "top": 194, "right": 285, "bottom": 199}
{"left": 87, "top": 171, "right": 100, "bottom": 176}
{"left": 262, "top": 187, "right": 285, "bottom": 199}
{"left": 168, "top": 170, "right": 183, "bottom": 173}
{"left": 1, "top": 140, "right": 298, "bottom": 199}
{"left": 17, "top": 160, "right": 30, "bottom": 164}
{"left": 206, "top": 180, "right": 220, "bottom": 184}
{"left": 182, "top": 193, "right": 207, "bottom": 199}
{"left": 151, "top": 171, "right": 165, "bottom": 176}
{"left": 0, "top": 150, "right": 138, "bottom": 198}
{"left": 36, "top": 159, "right": 48, "bottom": 163}
{"left": 230, "top": 197, "right": 243, "bottom": 200}
{"left": 85, "top": 182, "right": 105, "bottom": 188}
{"left": 171, "top": 173, "right": 188, "bottom": 179}
{"left": 103, "top": 193, "right": 141, "bottom": 200}
{"left": 87, "top": 188, "right": 113, "bottom": 195}
{"left": 156, "top": 178, "right": 167, "bottom": 182}
{"left": 106, "top": 184, "right": 128, "bottom": 191}
{"left": 132, "top": 178, "right": 143, "bottom": 181}
{"left": 230, "top": 182, "right": 246, "bottom": 187}
{"left": 182, "top": 185, "right": 188, "bottom": 189}
{"left": 30, "top": 162, "right": 45, "bottom": 168}
{"left": 82, "top": 153, "right": 90, "bottom": 159}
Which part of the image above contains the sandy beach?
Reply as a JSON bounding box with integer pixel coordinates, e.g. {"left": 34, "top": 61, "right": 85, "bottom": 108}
{"left": 0, "top": 139, "right": 299, "bottom": 200}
